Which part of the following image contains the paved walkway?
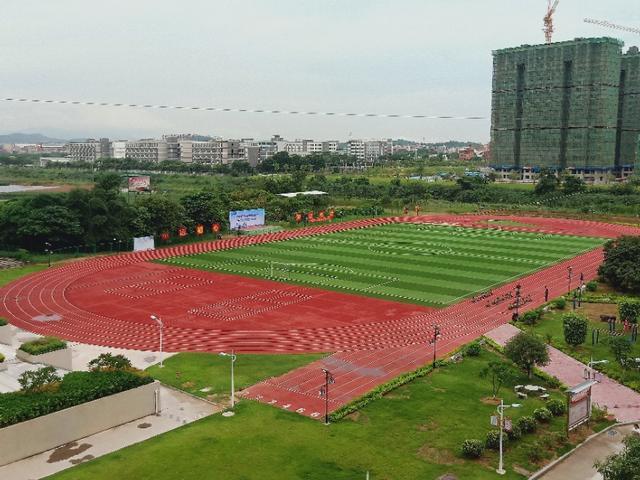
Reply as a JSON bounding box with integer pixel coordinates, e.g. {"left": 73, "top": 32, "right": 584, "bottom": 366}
{"left": 486, "top": 323, "right": 640, "bottom": 422}
{"left": 536, "top": 424, "right": 636, "bottom": 480}
{"left": 0, "top": 386, "right": 218, "bottom": 480}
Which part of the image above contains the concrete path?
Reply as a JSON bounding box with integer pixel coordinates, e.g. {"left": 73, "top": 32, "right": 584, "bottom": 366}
{"left": 486, "top": 323, "right": 640, "bottom": 422}
{"left": 0, "top": 385, "right": 219, "bottom": 480}
{"left": 536, "top": 425, "right": 636, "bottom": 480}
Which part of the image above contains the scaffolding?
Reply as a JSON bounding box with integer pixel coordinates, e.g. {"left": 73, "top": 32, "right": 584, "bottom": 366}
{"left": 490, "top": 37, "right": 640, "bottom": 171}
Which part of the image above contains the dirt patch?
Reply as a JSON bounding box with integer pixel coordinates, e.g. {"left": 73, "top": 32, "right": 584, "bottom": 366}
{"left": 578, "top": 302, "right": 618, "bottom": 322}
{"left": 137, "top": 422, "right": 152, "bottom": 429}
{"left": 417, "top": 420, "right": 439, "bottom": 431}
{"left": 346, "top": 411, "right": 370, "bottom": 424}
{"left": 417, "top": 445, "right": 462, "bottom": 465}
{"left": 432, "top": 387, "right": 447, "bottom": 393}
{"left": 47, "top": 442, "right": 92, "bottom": 463}
{"left": 481, "top": 397, "right": 501, "bottom": 405}
{"left": 437, "top": 474, "right": 458, "bottom": 480}
{"left": 513, "top": 465, "right": 532, "bottom": 476}
{"left": 181, "top": 381, "right": 196, "bottom": 389}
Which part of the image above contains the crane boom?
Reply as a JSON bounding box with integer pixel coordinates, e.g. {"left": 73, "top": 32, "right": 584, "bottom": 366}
{"left": 543, "top": 0, "right": 560, "bottom": 44}
{"left": 584, "top": 18, "right": 640, "bottom": 35}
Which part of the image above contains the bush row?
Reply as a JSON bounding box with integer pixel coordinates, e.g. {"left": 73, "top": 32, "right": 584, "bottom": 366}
{"left": 19, "top": 337, "right": 67, "bottom": 356}
{"left": 0, "top": 317, "right": 7, "bottom": 327}
{"left": 0, "top": 369, "right": 153, "bottom": 427}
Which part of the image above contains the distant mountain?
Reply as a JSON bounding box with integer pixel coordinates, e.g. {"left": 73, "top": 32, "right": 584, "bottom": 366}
{"left": 0, "top": 133, "right": 67, "bottom": 144}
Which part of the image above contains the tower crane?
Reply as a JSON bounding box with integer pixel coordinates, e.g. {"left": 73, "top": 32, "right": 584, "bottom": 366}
{"left": 584, "top": 18, "right": 640, "bottom": 36}
{"left": 543, "top": 0, "right": 560, "bottom": 43}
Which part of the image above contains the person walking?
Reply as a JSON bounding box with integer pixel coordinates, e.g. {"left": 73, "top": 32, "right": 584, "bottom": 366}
{"left": 544, "top": 286, "right": 549, "bottom": 303}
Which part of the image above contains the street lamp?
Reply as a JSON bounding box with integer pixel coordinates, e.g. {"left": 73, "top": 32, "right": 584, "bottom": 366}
{"left": 514, "top": 284, "right": 522, "bottom": 318}
{"left": 150, "top": 315, "right": 164, "bottom": 368}
{"left": 585, "top": 357, "right": 608, "bottom": 381}
{"left": 429, "top": 325, "right": 441, "bottom": 367}
{"left": 496, "top": 400, "right": 521, "bottom": 475}
{"left": 44, "top": 241, "right": 52, "bottom": 268}
{"left": 319, "top": 368, "right": 335, "bottom": 425}
{"left": 220, "top": 351, "right": 237, "bottom": 411}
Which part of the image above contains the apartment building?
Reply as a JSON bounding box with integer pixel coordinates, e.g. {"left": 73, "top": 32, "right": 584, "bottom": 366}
{"left": 68, "top": 138, "right": 110, "bottom": 162}
{"left": 125, "top": 139, "right": 169, "bottom": 162}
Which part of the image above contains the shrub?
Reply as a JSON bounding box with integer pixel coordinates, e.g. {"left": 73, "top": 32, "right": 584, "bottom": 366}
{"left": 547, "top": 399, "right": 566, "bottom": 416}
{"left": 485, "top": 430, "right": 502, "bottom": 450}
{"left": 0, "top": 353, "right": 5, "bottom": 363}
{"left": 17, "top": 366, "right": 61, "bottom": 392}
{"left": 609, "top": 336, "right": 632, "bottom": 366}
{"left": 521, "top": 309, "right": 542, "bottom": 326}
{"left": 88, "top": 353, "right": 132, "bottom": 371}
{"left": 0, "top": 317, "right": 7, "bottom": 326}
{"left": 619, "top": 300, "right": 640, "bottom": 324}
{"left": 533, "top": 407, "right": 553, "bottom": 423}
{"left": 0, "top": 369, "right": 153, "bottom": 427}
{"left": 527, "top": 442, "right": 544, "bottom": 463}
{"left": 461, "top": 439, "right": 484, "bottom": 458}
{"left": 464, "top": 342, "right": 481, "bottom": 357}
{"left": 507, "top": 424, "right": 522, "bottom": 441}
{"left": 598, "top": 236, "right": 640, "bottom": 293}
{"left": 562, "top": 313, "right": 588, "bottom": 347}
{"left": 586, "top": 281, "right": 598, "bottom": 292}
{"left": 19, "top": 337, "right": 67, "bottom": 356}
{"left": 552, "top": 297, "right": 566, "bottom": 310}
{"left": 516, "top": 415, "right": 537, "bottom": 434}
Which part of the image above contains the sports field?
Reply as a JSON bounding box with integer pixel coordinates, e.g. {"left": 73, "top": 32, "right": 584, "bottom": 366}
{"left": 162, "top": 223, "right": 604, "bottom": 307}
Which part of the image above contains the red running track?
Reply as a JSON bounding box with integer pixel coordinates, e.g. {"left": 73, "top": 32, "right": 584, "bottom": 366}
{"left": 1, "top": 214, "right": 639, "bottom": 417}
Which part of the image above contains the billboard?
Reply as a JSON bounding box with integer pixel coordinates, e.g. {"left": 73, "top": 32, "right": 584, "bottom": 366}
{"left": 229, "top": 209, "right": 265, "bottom": 230}
{"left": 128, "top": 176, "right": 151, "bottom": 192}
{"left": 133, "top": 236, "right": 155, "bottom": 252}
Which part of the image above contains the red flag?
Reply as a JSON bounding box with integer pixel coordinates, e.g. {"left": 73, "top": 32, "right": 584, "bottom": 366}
{"left": 212, "top": 223, "right": 221, "bottom": 233}
{"left": 196, "top": 224, "right": 204, "bottom": 235}
{"left": 178, "top": 226, "right": 188, "bottom": 237}
{"left": 160, "top": 231, "right": 170, "bottom": 241}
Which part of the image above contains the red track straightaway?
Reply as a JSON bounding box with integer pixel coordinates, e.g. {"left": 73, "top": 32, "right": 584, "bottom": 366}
{"left": 1, "top": 214, "right": 638, "bottom": 417}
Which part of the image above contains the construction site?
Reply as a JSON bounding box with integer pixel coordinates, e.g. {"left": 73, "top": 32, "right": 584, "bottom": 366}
{"left": 490, "top": 3, "right": 640, "bottom": 181}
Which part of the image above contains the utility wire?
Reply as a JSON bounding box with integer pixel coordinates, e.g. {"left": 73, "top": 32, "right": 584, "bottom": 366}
{"left": 1, "top": 97, "right": 488, "bottom": 121}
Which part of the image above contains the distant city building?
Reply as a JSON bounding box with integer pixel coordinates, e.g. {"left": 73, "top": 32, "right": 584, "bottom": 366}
{"left": 125, "top": 139, "right": 169, "bottom": 162}
{"left": 69, "top": 138, "right": 110, "bottom": 162}
{"left": 110, "top": 141, "right": 127, "bottom": 159}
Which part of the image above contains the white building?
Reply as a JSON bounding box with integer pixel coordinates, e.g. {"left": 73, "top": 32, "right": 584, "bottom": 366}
{"left": 110, "top": 141, "right": 127, "bottom": 159}
{"left": 125, "top": 140, "right": 169, "bottom": 163}
{"left": 69, "top": 138, "right": 110, "bottom": 162}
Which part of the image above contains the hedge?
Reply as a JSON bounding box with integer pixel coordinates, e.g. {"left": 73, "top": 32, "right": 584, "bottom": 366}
{"left": 0, "top": 317, "right": 7, "bottom": 327}
{"left": 0, "top": 370, "right": 153, "bottom": 427}
{"left": 19, "top": 337, "right": 67, "bottom": 356}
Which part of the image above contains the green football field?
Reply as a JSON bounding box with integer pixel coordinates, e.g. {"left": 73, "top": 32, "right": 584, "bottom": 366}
{"left": 162, "top": 224, "right": 604, "bottom": 307}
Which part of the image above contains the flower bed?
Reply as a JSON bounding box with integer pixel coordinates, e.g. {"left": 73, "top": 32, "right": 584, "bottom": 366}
{"left": 19, "top": 336, "right": 66, "bottom": 356}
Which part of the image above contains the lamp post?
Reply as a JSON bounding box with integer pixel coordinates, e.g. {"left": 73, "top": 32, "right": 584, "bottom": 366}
{"left": 44, "top": 242, "right": 52, "bottom": 268}
{"left": 496, "top": 400, "right": 521, "bottom": 475}
{"left": 319, "top": 368, "right": 335, "bottom": 425}
{"left": 567, "top": 266, "right": 573, "bottom": 294}
{"left": 220, "top": 351, "right": 237, "bottom": 411}
{"left": 429, "top": 325, "right": 441, "bottom": 367}
{"left": 585, "top": 357, "right": 608, "bottom": 381}
{"left": 150, "top": 315, "right": 164, "bottom": 368}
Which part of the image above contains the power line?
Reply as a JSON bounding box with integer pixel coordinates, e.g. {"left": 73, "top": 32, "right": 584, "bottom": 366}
{"left": 0, "top": 96, "right": 488, "bottom": 121}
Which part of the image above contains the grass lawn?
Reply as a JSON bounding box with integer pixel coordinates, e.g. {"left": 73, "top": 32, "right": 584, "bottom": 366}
{"left": 147, "top": 352, "right": 326, "bottom": 402}
{"left": 162, "top": 223, "right": 603, "bottom": 307}
{"left": 521, "top": 301, "right": 640, "bottom": 391}
{"left": 0, "top": 264, "right": 47, "bottom": 287}
{"left": 47, "top": 348, "right": 604, "bottom": 480}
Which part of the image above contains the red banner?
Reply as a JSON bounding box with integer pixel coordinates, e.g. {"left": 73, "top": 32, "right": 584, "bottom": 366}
{"left": 196, "top": 224, "right": 204, "bottom": 235}
{"left": 178, "top": 226, "right": 188, "bottom": 237}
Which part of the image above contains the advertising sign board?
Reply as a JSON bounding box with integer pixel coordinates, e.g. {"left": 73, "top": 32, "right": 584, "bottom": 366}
{"left": 229, "top": 209, "right": 265, "bottom": 230}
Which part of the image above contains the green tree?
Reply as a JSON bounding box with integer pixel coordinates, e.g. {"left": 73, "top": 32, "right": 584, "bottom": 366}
{"left": 18, "top": 366, "right": 61, "bottom": 392}
{"left": 180, "top": 191, "right": 228, "bottom": 230}
{"left": 562, "top": 313, "right": 588, "bottom": 347}
{"left": 135, "top": 195, "right": 185, "bottom": 236}
{"left": 609, "top": 336, "right": 632, "bottom": 367}
{"left": 561, "top": 176, "right": 587, "bottom": 194}
{"left": 619, "top": 300, "right": 640, "bottom": 324}
{"left": 534, "top": 169, "right": 559, "bottom": 195}
{"left": 88, "top": 353, "right": 132, "bottom": 371}
{"left": 504, "top": 332, "right": 550, "bottom": 378}
{"left": 598, "top": 236, "right": 640, "bottom": 293}
{"left": 595, "top": 434, "right": 640, "bottom": 480}
{"left": 479, "top": 361, "right": 516, "bottom": 398}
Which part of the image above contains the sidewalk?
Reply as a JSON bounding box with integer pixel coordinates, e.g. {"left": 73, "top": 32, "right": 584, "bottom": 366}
{"left": 0, "top": 385, "right": 219, "bottom": 480}
{"left": 486, "top": 323, "right": 640, "bottom": 422}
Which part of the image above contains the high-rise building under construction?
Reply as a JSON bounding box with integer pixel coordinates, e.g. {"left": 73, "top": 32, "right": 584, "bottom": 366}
{"left": 490, "top": 37, "right": 639, "bottom": 175}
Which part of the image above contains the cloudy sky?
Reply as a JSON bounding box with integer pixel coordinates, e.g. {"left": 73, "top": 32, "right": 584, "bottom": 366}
{"left": 1, "top": 0, "right": 638, "bottom": 142}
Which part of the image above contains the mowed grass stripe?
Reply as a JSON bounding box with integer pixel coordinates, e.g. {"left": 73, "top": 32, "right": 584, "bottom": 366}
{"left": 162, "top": 224, "right": 604, "bottom": 307}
